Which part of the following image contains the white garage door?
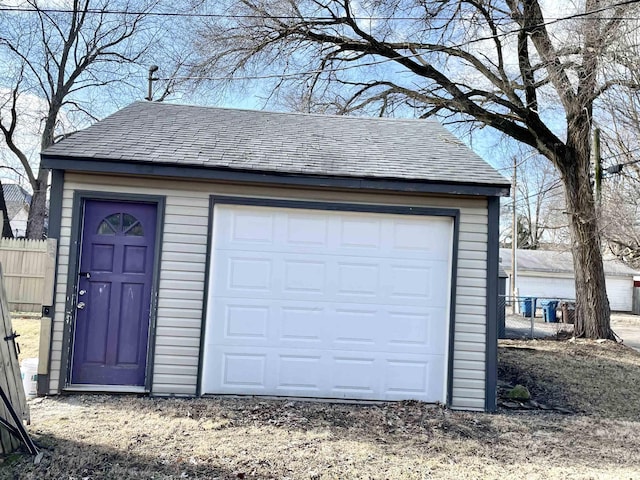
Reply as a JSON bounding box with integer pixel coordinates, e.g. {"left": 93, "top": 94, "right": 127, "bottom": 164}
{"left": 605, "top": 277, "right": 633, "bottom": 312}
{"left": 201, "top": 203, "right": 454, "bottom": 402}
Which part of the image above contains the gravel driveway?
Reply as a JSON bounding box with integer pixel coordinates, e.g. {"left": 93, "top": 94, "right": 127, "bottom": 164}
{"left": 611, "top": 313, "right": 640, "bottom": 351}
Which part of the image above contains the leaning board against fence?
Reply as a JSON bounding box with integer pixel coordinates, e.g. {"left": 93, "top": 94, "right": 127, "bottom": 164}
{"left": 0, "top": 239, "right": 55, "bottom": 313}
{"left": 0, "top": 264, "right": 29, "bottom": 454}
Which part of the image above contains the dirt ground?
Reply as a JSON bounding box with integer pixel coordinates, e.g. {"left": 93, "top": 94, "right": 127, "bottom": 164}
{"left": 1, "top": 339, "right": 639, "bottom": 479}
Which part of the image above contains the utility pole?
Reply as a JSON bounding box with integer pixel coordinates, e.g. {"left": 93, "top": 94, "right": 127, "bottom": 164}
{"left": 594, "top": 128, "right": 602, "bottom": 207}
{"left": 511, "top": 156, "right": 518, "bottom": 314}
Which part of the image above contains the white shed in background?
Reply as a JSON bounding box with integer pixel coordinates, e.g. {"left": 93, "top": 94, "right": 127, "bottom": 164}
{"left": 500, "top": 248, "right": 639, "bottom": 312}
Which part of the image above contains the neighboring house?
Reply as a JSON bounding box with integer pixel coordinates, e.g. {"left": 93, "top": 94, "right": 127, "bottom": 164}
{"left": 2, "top": 183, "right": 31, "bottom": 238}
{"left": 40, "top": 102, "right": 510, "bottom": 411}
{"left": 500, "top": 248, "right": 639, "bottom": 311}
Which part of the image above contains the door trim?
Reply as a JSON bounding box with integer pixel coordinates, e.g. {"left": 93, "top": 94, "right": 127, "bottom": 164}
{"left": 196, "top": 195, "right": 460, "bottom": 406}
{"left": 59, "top": 191, "right": 165, "bottom": 394}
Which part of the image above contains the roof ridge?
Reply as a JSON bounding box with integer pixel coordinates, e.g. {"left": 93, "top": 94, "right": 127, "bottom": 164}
{"left": 130, "top": 100, "right": 446, "bottom": 124}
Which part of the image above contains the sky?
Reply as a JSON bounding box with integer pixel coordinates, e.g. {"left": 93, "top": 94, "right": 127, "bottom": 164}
{"left": 0, "top": 0, "right": 593, "bottom": 191}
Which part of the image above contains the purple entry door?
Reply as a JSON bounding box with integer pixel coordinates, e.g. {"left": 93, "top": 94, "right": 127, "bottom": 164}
{"left": 71, "top": 200, "right": 157, "bottom": 386}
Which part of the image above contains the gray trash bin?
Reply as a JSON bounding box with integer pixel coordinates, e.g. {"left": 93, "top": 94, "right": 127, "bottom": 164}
{"left": 560, "top": 302, "right": 575, "bottom": 324}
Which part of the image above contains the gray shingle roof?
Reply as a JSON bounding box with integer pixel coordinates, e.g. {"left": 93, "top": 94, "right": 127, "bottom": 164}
{"left": 43, "top": 102, "right": 509, "bottom": 186}
{"left": 499, "top": 248, "right": 639, "bottom": 277}
{"left": 1, "top": 183, "right": 31, "bottom": 220}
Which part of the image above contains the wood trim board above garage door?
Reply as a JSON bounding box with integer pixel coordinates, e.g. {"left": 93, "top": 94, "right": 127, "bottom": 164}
{"left": 199, "top": 196, "right": 460, "bottom": 404}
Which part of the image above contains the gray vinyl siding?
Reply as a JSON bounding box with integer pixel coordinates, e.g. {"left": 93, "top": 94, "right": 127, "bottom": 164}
{"left": 50, "top": 172, "right": 488, "bottom": 410}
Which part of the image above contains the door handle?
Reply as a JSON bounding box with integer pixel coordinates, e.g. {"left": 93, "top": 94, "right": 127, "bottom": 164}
{"left": 77, "top": 302, "right": 86, "bottom": 310}
{"left": 79, "top": 272, "right": 91, "bottom": 279}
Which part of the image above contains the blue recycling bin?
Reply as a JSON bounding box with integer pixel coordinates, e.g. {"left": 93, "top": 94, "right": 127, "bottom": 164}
{"left": 540, "top": 300, "right": 558, "bottom": 323}
{"left": 519, "top": 297, "right": 536, "bottom": 317}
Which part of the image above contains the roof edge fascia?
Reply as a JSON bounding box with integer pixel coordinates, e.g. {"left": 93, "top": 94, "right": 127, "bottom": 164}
{"left": 501, "top": 266, "right": 637, "bottom": 278}
{"left": 41, "top": 155, "right": 511, "bottom": 197}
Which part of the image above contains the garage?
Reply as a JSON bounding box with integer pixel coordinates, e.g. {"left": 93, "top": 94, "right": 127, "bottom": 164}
{"left": 41, "top": 101, "right": 510, "bottom": 410}
{"left": 201, "top": 200, "right": 455, "bottom": 402}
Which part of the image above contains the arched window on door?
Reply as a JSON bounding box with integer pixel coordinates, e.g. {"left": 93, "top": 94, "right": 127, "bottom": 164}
{"left": 97, "top": 213, "right": 144, "bottom": 236}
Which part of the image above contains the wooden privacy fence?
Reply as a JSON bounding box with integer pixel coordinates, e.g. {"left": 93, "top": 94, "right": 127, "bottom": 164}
{"left": 0, "top": 239, "right": 56, "bottom": 313}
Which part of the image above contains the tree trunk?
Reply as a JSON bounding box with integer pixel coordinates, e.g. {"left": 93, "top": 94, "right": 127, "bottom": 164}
{"left": 558, "top": 139, "right": 614, "bottom": 340}
{"left": 25, "top": 169, "right": 48, "bottom": 240}
{"left": 25, "top": 102, "right": 60, "bottom": 240}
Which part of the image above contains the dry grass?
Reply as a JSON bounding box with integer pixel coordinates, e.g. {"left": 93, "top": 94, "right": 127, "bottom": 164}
{"left": 499, "top": 338, "right": 640, "bottom": 419}
{"left": 11, "top": 317, "right": 41, "bottom": 363}
{"left": 0, "top": 338, "right": 639, "bottom": 479}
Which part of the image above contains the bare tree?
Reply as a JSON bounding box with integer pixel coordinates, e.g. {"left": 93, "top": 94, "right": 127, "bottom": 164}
{"left": 598, "top": 119, "right": 640, "bottom": 267}
{"left": 593, "top": 65, "right": 640, "bottom": 266}
{"left": 0, "top": 0, "right": 194, "bottom": 239}
{"left": 517, "top": 155, "right": 567, "bottom": 249}
{"left": 194, "top": 0, "right": 640, "bottom": 338}
{"left": 600, "top": 173, "right": 640, "bottom": 267}
{"left": 499, "top": 154, "right": 567, "bottom": 250}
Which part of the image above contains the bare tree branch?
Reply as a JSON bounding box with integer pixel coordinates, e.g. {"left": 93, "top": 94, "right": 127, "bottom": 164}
{"left": 192, "top": 0, "right": 640, "bottom": 338}
{"left": 0, "top": 0, "right": 198, "bottom": 238}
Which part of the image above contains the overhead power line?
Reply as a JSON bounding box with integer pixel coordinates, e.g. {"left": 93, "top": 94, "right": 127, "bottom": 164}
{"left": 602, "top": 144, "right": 640, "bottom": 162}
{"left": 502, "top": 178, "right": 564, "bottom": 209}
{"left": 3, "top": 0, "right": 639, "bottom": 85}
{"left": 0, "top": 0, "right": 638, "bottom": 23}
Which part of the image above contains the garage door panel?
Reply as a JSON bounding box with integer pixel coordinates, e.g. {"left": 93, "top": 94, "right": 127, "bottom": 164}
{"left": 277, "top": 354, "right": 323, "bottom": 391}
{"left": 221, "top": 352, "right": 267, "bottom": 389}
{"left": 383, "top": 260, "right": 450, "bottom": 306}
{"left": 331, "top": 308, "right": 377, "bottom": 346}
{"left": 332, "top": 356, "right": 378, "bottom": 394}
{"left": 334, "top": 262, "right": 380, "bottom": 298}
{"left": 203, "top": 204, "right": 453, "bottom": 402}
{"left": 208, "top": 298, "right": 323, "bottom": 347}
{"left": 279, "top": 306, "right": 325, "bottom": 343}
{"left": 338, "top": 217, "right": 382, "bottom": 249}
{"left": 213, "top": 251, "right": 279, "bottom": 297}
{"left": 204, "top": 346, "right": 445, "bottom": 401}
{"left": 391, "top": 219, "right": 452, "bottom": 257}
{"left": 285, "top": 213, "right": 329, "bottom": 246}
{"left": 227, "top": 209, "right": 276, "bottom": 244}
{"left": 215, "top": 205, "right": 452, "bottom": 261}
{"left": 208, "top": 296, "right": 447, "bottom": 355}
{"left": 387, "top": 310, "right": 447, "bottom": 354}
{"left": 224, "top": 255, "right": 274, "bottom": 292}
{"left": 384, "top": 356, "right": 444, "bottom": 398}
{"left": 284, "top": 260, "right": 326, "bottom": 293}
{"left": 213, "top": 250, "right": 450, "bottom": 307}
{"left": 222, "top": 304, "right": 270, "bottom": 341}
